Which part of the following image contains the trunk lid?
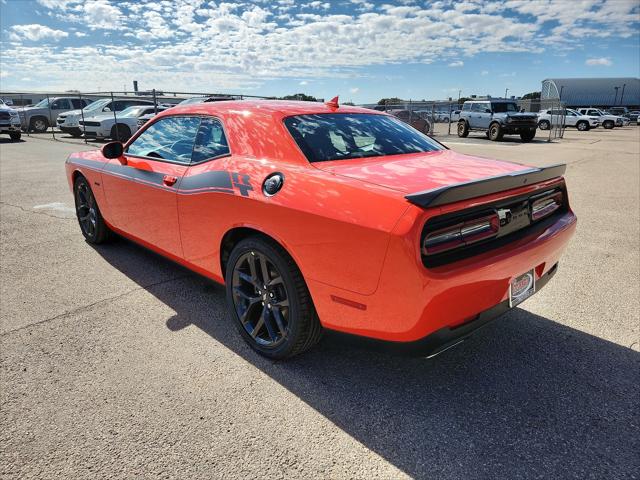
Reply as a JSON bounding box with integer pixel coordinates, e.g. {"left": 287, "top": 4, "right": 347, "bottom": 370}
{"left": 313, "top": 150, "right": 531, "bottom": 194}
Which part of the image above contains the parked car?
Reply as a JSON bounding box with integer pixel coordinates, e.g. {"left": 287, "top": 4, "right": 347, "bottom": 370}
{"left": 178, "top": 95, "right": 239, "bottom": 105}
{"left": 607, "top": 107, "right": 628, "bottom": 117}
{"left": 79, "top": 104, "right": 169, "bottom": 141}
{"left": 0, "top": 99, "right": 22, "bottom": 141}
{"left": 57, "top": 98, "right": 156, "bottom": 137}
{"left": 65, "top": 99, "right": 576, "bottom": 359}
{"left": 388, "top": 109, "right": 431, "bottom": 135}
{"left": 537, "top": 109, "right": 599, "bottom": 131}
{"left": 450, "top": 110, "right": 461, "bottom": 122}
{"left": 458, "top": 99, "right": 538, "bottom": 141}
{"left": 19, "top": 97, "right": 93, "bottom": 133}
{"left": 628, "top": 111, "right": 640, "bottom": 124}
{"left": 576, "top": 108, "right": 619, "bottom": 129}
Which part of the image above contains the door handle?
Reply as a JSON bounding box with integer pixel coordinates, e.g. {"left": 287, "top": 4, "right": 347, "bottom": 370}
{"left": 163, "top": 175, "right": 178, "bottom": 186}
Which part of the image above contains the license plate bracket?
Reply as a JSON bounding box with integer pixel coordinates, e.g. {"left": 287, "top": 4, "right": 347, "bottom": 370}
{"left": 509, "top": 269, "right": 536, "bottom": 307}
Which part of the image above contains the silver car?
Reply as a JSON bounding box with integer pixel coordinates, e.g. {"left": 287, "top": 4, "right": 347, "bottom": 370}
{"left": 19, "top": 97, "right": 92, "bottom": 133}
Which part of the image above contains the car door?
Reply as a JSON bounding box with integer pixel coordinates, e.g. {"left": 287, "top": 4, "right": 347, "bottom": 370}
{"left": 101, "top": 115, "right": 201, "bottom": 258}
{"left": 564, "top": 110, "right": 577, "bottom": 127}
{"left": 474, "top": 102, "right": 491, "bottom": 129}
{"left": 176, "top": 116, "right": 237, "bottom": 271}
{"left": 49, "top": 98, "right": 71, "bottom": 123}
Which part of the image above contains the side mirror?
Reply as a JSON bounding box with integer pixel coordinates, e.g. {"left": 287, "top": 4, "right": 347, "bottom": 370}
{"left": 102, "top": 141, "right": 125, "bottom": 162}
{"left": 103, "top": 107, "right": 111, "bottom": 112}
{"left": 485, "top": 109, "right": 492, "bottom": 113}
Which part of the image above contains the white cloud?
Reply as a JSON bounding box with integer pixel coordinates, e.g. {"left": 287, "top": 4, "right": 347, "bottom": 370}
{"left": 10, "top": 24, "right": 69, "bottom": 41}
{"left": 1, "top": 0, "right": 638, "bottom": 93}
{"left": 83, "top": 0, "right": 123, "bottom": 29}
{"left": 349, "top": 87, "right": 360, "bottom": 93}
{"left": 299, "top": 80, "right": 308, "bottom": 85}
{"left": 586, "top": 57, "right": 612, "bottom": 66}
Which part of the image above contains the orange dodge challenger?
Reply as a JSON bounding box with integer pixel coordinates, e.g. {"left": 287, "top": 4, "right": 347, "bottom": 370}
{"left": 66, "top": 99, "right": 576, "bottom": 359}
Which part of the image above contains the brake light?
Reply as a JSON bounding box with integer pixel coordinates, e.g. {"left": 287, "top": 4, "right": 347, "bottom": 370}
{"left": 530, "top": 191, "right": 563, "bottom": 221}
{"left": 423, "top": 213, "right": 499, "bottom": 255}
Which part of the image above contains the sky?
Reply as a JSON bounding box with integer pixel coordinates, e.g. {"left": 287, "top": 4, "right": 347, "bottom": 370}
{"left": 0, "top": 0, "right": 639, "bottom": 103}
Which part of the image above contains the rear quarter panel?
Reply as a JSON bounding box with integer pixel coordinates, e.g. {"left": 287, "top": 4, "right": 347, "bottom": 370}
{"left": 178, "top": 154, "right": 409, "bottom": 295}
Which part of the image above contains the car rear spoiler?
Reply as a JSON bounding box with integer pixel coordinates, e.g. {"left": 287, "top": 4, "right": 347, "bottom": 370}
{"left": 405, "top": 163, "right": 567, "bottom": 208}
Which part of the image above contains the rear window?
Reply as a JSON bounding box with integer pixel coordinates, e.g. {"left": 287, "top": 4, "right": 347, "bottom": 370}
{"left": 284, "top": 113, "right": 442, "bottom": 163}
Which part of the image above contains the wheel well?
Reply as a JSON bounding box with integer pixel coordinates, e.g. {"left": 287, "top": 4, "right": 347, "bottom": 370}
{"left": 71, "top": 170, "right": 84, "bottom": 184}
{"left": 220, "top": 227, "right": 283, "bottom": 279}
{"left": 30, "top": 115, "right": 49, "bottom": 125}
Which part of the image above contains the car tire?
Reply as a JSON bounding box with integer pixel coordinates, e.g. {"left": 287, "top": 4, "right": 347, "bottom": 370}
{"left": 226, "top": 236, "right": 322, "bottom": 359}
{"left": 538, "top": 120, "right": 550, "bottom": 130}
{"left": 519, "top": 128, "right": 536, "bottom": 142}
{"left": 576, "top": 121, "right": 589, "bottom": 131}
{"left": 9, "top": 132, "right": 21, "bottom": 141}
{"left": 30, "top": 116, "right": 49, "bottom": 133}
{"left": 111, "top": 124, "right": 132, "bottom": 142}
{"left": 457, "top": 121, "right": 469, "bottom": 138}
{"left": 603, "top": 120, "right": 614, "bottom": 129}
{"left": 488, "top": 122, "right": 503, "bottom": 141}
{"left": 69, "top": 128, "right": 83, "bottom": 138}
{"left": 73, "top": 175, "right": 111, "bottom": 244}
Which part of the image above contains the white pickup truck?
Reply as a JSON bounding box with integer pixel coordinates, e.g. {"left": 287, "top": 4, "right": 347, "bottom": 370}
{"left": 537, "top": 108, "right": 599, "bottom": 131}
{"left": 576, "top": 108, "right": 620, "bottom": 129}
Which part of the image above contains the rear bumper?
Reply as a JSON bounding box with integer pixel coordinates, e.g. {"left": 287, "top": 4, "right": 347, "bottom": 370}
{"left": 309, "top": 206, "right": 576, "bottom": 343}
{"left": 328, "top": 263, "right": 558, "bottom": 357}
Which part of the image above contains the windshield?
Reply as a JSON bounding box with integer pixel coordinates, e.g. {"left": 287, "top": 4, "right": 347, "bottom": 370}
{"left": 491, "top": 102, "right": 518, "bottom": 113}
{"left": 33, "top": 98, "right": 50, "bottom": 108}
{"left": 284, "top": 113, "right": 443, "bottom": 163}
{"left": 179, "top": 97, "right": 207, "bottom": 105}
{"left": 83, "top": 98, "right": 110, "bottom": 112}
{"left": 118, "top": 106, "right": 148, "bottom": 118}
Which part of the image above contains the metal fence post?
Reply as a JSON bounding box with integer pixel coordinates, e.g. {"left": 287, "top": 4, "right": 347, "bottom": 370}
{"left": 79, "top": 92, "right": 87, "bottom": 144}
{"left": 20, "top": 93, "right": 28, "bottom": 137}
{"left": 47, "top": 93, "right": 55, "bottom": 140}
{"left": 447, "top": 103, "right": 452, "bottom": 136}
{"left": 153, "top": 89, "right": 158, "bottom": 115}
{"left": 111, "top": 91, "right": 119, "bottom": 142}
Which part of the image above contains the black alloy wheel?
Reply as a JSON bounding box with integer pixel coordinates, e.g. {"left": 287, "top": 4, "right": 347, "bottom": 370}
{"left": 226, "top": 236, "right": 322, "bottom": 359}
{"left": 73, "top": 176, "right": 110, "bottom": 244}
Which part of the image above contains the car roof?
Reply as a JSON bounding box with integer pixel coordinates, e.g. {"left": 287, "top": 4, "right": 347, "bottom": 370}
{"left": 158, "top": 100, "right": 380, "bottom": 120}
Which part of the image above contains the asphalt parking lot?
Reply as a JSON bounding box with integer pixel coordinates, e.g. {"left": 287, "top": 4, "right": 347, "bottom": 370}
{"left": 1, "top": 127, "right": 638, "bottom": 479}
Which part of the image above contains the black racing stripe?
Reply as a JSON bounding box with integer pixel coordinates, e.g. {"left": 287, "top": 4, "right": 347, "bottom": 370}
{"left": 103, "top": 162, "right": 166, "bottom": 186}
{"left": 67, "top": 157, "right": 104, "bottom": 171}
{"left": 177, "top": 187, "right": 235, "bottom": 196}
{"left": 180, "top": 171, "right": 233, "bottom": 191}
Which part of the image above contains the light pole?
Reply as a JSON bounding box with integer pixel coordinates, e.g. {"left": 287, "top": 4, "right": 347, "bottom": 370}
{"left": 620, "top": 83, "right": 626, "bottom": 105}
{"left": 614, "top": 86, "right": 619, "bottom": 106}
{"left": 457, "top": 89, "right": 461, "bottom": 103}
{"left": 505, "top": 88, "right": 509, "bottom": 99}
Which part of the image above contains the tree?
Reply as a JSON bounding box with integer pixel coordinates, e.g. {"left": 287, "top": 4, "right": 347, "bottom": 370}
{"left": 281, "top": 93, "right": 318, "bottom": 102}
{"left": 522, "top": 91, "right": 541, "bottom": 100}
{"left": 377, "top": 97, "right": 404, "bottom": 106}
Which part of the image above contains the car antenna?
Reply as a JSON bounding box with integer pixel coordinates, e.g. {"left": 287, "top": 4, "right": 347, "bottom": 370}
{"left": 325, "top": 96, "right": 339, "bottom": 109}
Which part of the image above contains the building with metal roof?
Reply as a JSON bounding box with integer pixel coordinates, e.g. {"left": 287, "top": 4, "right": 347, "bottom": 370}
{"left": 541, "top": 77, "right": 640, "bottom": 108}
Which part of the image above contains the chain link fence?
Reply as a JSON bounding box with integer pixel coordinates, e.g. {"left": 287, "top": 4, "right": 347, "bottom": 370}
{"left": 0, "top": 89, "right": 274, "bottom": 144}
{"left": 1, "top": 90, "right": 568, "bottom": 144}
{"left": 359, "top": 98, "right": 567, "bottom": 141}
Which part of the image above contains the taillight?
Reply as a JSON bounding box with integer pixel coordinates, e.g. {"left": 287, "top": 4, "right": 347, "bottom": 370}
{"left": 530, "top": 191, "right": 563, "bottom": 221}
{"left": 423, "top": 213, "right": 499, "bottom": 255}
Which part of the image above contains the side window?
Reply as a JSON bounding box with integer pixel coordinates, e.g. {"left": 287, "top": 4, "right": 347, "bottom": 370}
{"left": 127, "top": 116, "right": 201, "bottom": 163}
{"left": 71, "top": 99, "right": 84, "bottom": 108}
{"left": 472, "top": 103, "right": 487, "bottom": 112}
{"left": 462, "top": 103, "right": 471, "bottom": 111}
{"left": 51, "top": 99, "right": 70, "bottom": 110}
{"left": 191, "top": 117, "right": 230, "bottom": 163}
